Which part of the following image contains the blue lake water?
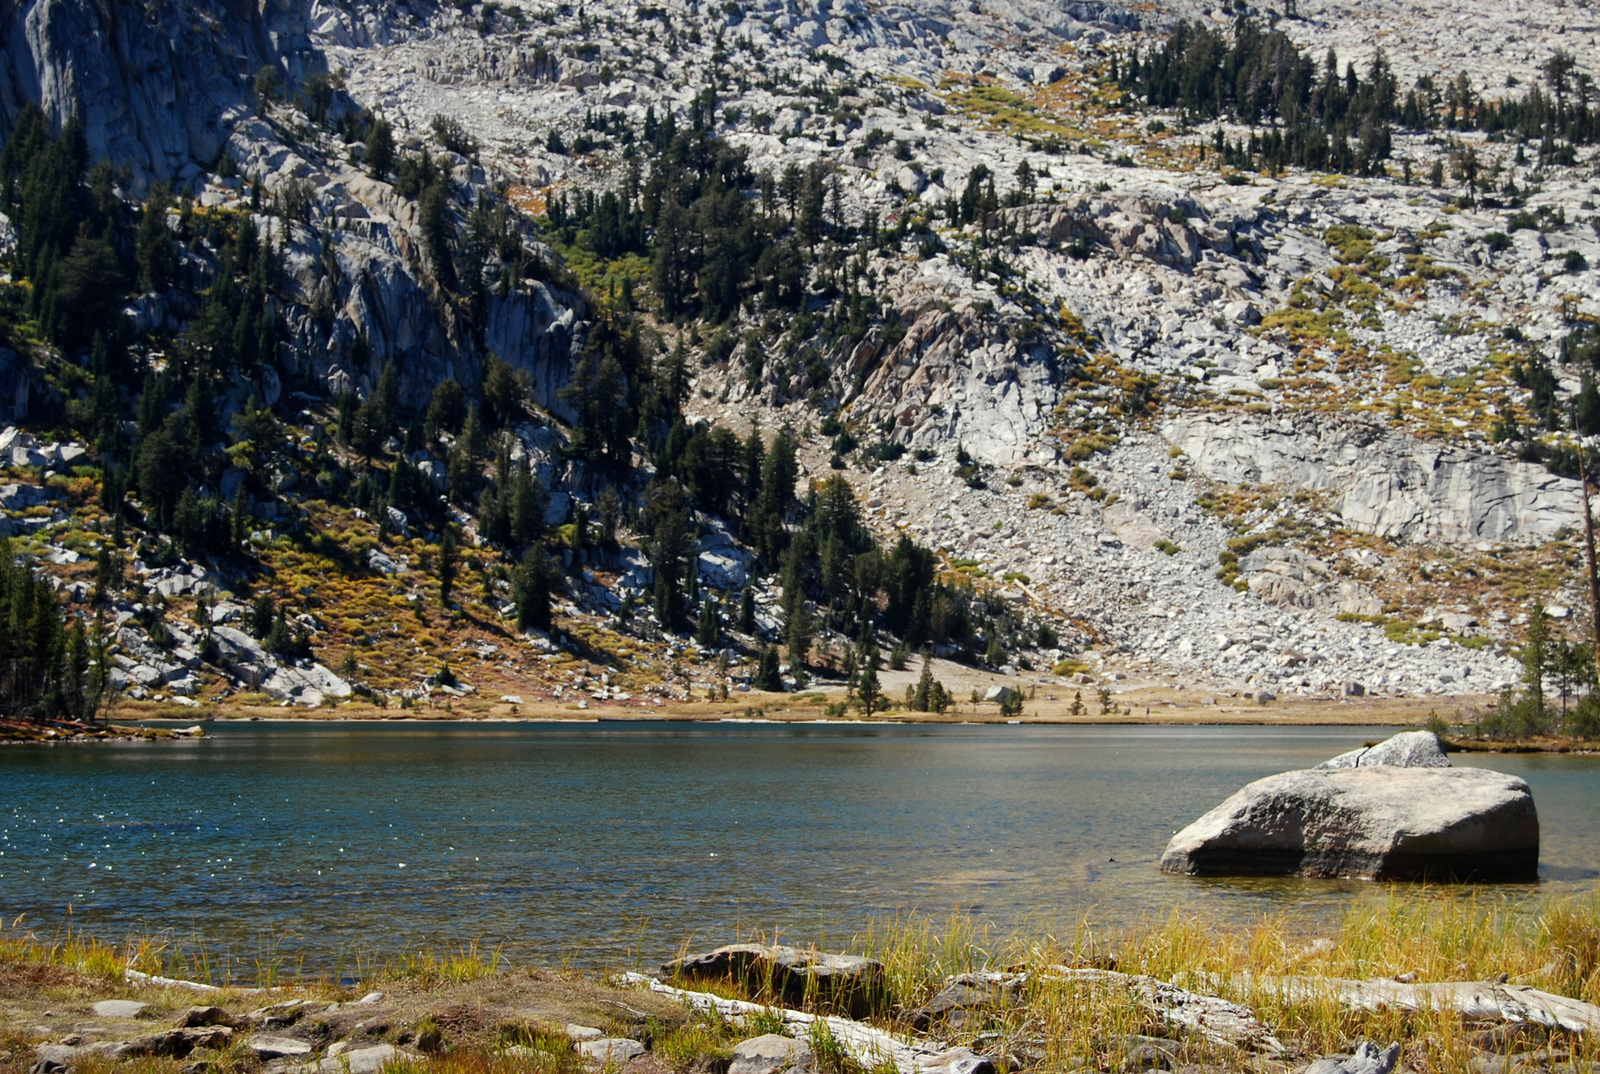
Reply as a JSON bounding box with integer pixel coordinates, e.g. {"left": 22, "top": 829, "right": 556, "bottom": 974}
{"left": 1, "top": 721, "right": 1595, "bottom": 975}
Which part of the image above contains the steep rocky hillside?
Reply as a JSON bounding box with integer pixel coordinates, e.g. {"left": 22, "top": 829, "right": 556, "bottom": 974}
{"left": 0, "top": 0, "right": 1596, "bottom": 717}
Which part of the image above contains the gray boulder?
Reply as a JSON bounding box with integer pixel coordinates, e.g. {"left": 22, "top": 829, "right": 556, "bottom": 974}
{"left": 246, "top": 1036, "right": 312, "bottom": 1058}
{"left": 728, "top": 1034, "right": 811, "bottom": 1074}
{"left": 1317, "top": 730, "right": 1449, "bottom": 770}
{"left": 575, "top": 1038, "right": 645, "bottom": 1064}
{"left": 90, "top": 1000, "right": 149, "bottom": 1019}
{"left": 1304, "top": 1041, "right": 1401, "bottom": 1074}
{"left": 660, "top": 944, "right": 886, "bottom": 1017}
{"left": 907, "top": 973, "right": 1024, "bottom": 1030}
{"left": 1159, "top": 766, "right": 1538, "bottom": 881}
{"left": 316, "top": 1045, "right": 416, "bottom": 1073}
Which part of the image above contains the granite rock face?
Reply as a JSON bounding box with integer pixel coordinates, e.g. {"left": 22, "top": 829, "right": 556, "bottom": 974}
{"left": 1163, "top": 413, "right": 1583, "bottom": 545}
{"left": 0, "top": 0, "right": 328, "bottom": 192}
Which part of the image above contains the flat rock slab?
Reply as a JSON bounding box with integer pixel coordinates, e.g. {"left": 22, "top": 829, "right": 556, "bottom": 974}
{"left": 1160, "top": 766, "right": 1538, "bottom": 881}
{"left": 316, "top": 1044, "right": 416, "bottom": 1073}
{"left": 90, "top": 1001, "right": 149, "bottom": 1020}
{"left": 249, "top": 1036, "right": 314, "bottom": 1058}
{"left": 565, "top": 1024, "right": 604, "bottom": 1041}
{"left": 729, "top": 1033, "right": 811, "bottom": 1074}
{"left": 576, "top": 1038, "right": 646, "bottom": 1064}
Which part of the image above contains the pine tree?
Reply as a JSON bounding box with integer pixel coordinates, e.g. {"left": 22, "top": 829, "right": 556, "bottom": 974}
{"left": 856, "top": 647, "right": 881, "bottom": 715}
{"left": 738, "top": 584, "right": 756, "bottom": 633}
{"left": 438, "top": 527, "right": 458, "bottom": 607}
{"left": 365, "top": 118, "right": 396, "bottom": 179}
{"left": 753, "top": 646, "right": 782, "bottom": 691}
{"left": 695, "top": 596, "right": 721, "bottom": 648}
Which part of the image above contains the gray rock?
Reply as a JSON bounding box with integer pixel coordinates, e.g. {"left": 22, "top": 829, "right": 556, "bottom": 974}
{"left": 1304, "top": 1041, "right": 1401, "bottom": 1074}
{"left": 368, "top": 549, "right": 402, "bottom": 574}
{"left": 316, "top": 1045, "right": 416, "bottom": 1073}
{"left": 728, "top": 1035, "right": 810, "bottom": 1074}
{"left": 247, "top": 1036, "right": 313, "bottom": 1058}
{"left": 914, "top": 1048, "right": 995, "bottom": 1074}
{"left": 565, "top": 1025, "right": 604, "bottom": 1041}
{"left": 90, "top": 1001, "right": 149, "bottom": 1020}
{"left": 32, "top": 1044, "right": 83, "bottom": 1074}
{"left": 177, "top": 1006, "right": 235, "bottom": 1028}
{"left": 908, "top": 974, "right": 1024, "bottom": 1030}
{"left": 1160, "top": 766, "right": 1539, "bottom": 881}
{"left": 575, "top": 1038, "right": 645, "bottom": 1064}
{"left": 1317, "top": 731, "right": 1449, "bottom": 770}
{"left": 661, "top": 944, "right": 886, "bottom": 1018}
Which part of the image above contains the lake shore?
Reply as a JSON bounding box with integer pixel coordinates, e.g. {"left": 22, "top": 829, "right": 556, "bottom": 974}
{"left": 41, "top": 690, "right": 1591, "bottom": 754}
{"left": 4, "top": 893, "right": 1597, "bottom": 1074}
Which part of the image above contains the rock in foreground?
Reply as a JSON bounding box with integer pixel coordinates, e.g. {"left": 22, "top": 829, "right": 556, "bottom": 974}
{"left": 1159, "top": 767, "right": 1539, "bottom": 881}
{"left": 659, "top": 944, "right": 886, "bottom": 1017}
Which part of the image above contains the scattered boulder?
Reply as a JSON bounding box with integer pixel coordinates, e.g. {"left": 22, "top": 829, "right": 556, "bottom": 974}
{"left": 32, "top": 1044, "right": 83, "bottom": 1074}
{"left": 246, "top": 1036, "right": 313, "bottom": 1058}
{"left": 1317, "top": 730, "right": 1449, "bottom": 770}
{"left": 907, "top": 973, "right": 1024, "bottom": 1030}
{"left": 660, "top": 944, "right": 887, "bottom": 1018}
{"left": 316, "top": 1044, "right": 416, "bottom": 1073}
{"left": 177, "top": 1006, "right": 235, "bottom": 1028}
{"left": 565, "top": 1024, "right": 604, "bottom": 1041}
{"left": 103, "top": 1026, "right": 234, "bottom": 1058}
{"left": 576, "top": 1038, "right": 645, "bottom": 1064}
{"left": 90, "top": 1000, "right": 149, "bottom": 1020}
{"left": 1160, "top": 766, "right": 1538, "bottom": 881}
{"left": 1304, "top": 1041, "right": 1401, "bottom": 1074}
{"left": 914, "top": 1047, "right": 996, "bottom": 1074}
{"left": 728, "top": 1034, "right": 811, "bottom": 1074}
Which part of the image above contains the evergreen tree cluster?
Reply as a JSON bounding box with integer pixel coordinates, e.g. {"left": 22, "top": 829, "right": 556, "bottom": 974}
{"left": 0, "top": 540, "right": 107, "bottom": 723}
{"left": 1122, "top": 23, "right": 1598, "bottom": 176}
{"left": 1121, "top": 20, "right": 1398, "bottom": 175}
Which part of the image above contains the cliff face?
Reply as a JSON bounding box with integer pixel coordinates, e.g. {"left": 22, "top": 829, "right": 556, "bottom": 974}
{"left": 0, "top": 0, "right": 328, "bottom": 191}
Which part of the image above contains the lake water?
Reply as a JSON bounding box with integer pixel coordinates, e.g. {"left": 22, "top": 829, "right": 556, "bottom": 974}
{"left": 1, "top": 721, "right": 1596, "bottom": 976}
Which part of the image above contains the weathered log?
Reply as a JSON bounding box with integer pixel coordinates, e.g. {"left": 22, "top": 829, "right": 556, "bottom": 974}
{"left": 1257, "top": 976, "right": 1600, "bottom": 1034}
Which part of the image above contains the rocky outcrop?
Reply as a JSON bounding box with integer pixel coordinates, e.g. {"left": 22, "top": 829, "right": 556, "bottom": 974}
{"left": 1159, "top": 764, "right": 1539, "bottom": 881}
{"left": 660, "top": 944, "right": 887, "bottom": 1018}
{"left": 840, "top": 287, "right": 1068, "bottom": 468}
{"left": 0, "top": 0, "right": 331, "bottom": 191}
{"left": 1163, "top": 413, "right": 1582, "bottom": 545}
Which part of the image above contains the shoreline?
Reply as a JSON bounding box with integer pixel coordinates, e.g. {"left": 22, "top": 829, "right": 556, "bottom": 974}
{"left": 4, "top": 691, "right": 1597, "bottom": 753}
{"left": 4, "top": 893, "right": 1598, "bottom": 1074}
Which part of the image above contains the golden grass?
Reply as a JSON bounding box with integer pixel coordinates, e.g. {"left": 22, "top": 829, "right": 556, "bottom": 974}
{"left": 5, "top": 893, "right": 1598, "bottom": 1074}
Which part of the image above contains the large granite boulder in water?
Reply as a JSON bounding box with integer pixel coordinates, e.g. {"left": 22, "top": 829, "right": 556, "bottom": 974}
{"left": 1159, "top": 732, "right": 1538, "bottom": 881}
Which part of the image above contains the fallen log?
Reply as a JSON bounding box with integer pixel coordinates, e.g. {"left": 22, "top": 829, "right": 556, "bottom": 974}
{"left": 1255, "top": 976, "right": 1600, "bottom": 1035}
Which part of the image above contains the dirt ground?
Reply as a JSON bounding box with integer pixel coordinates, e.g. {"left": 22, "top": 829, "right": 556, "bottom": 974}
{"left": 107, "top": 686, "right": 1484, "bottom": 728}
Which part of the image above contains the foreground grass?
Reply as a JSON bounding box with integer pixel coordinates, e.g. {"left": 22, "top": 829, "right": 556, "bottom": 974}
{"left": 3, "top": 892, "right": 1598, "bottom": 1074}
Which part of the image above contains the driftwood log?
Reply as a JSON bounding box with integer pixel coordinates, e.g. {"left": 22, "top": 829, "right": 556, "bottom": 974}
{"left": 1255, "top": 976, "right": 1600, "bottom": 1034}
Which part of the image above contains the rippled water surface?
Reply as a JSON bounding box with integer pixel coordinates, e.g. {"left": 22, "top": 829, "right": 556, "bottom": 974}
{"left": 2, "top": 721, "right": 1596, "bottom": 972}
